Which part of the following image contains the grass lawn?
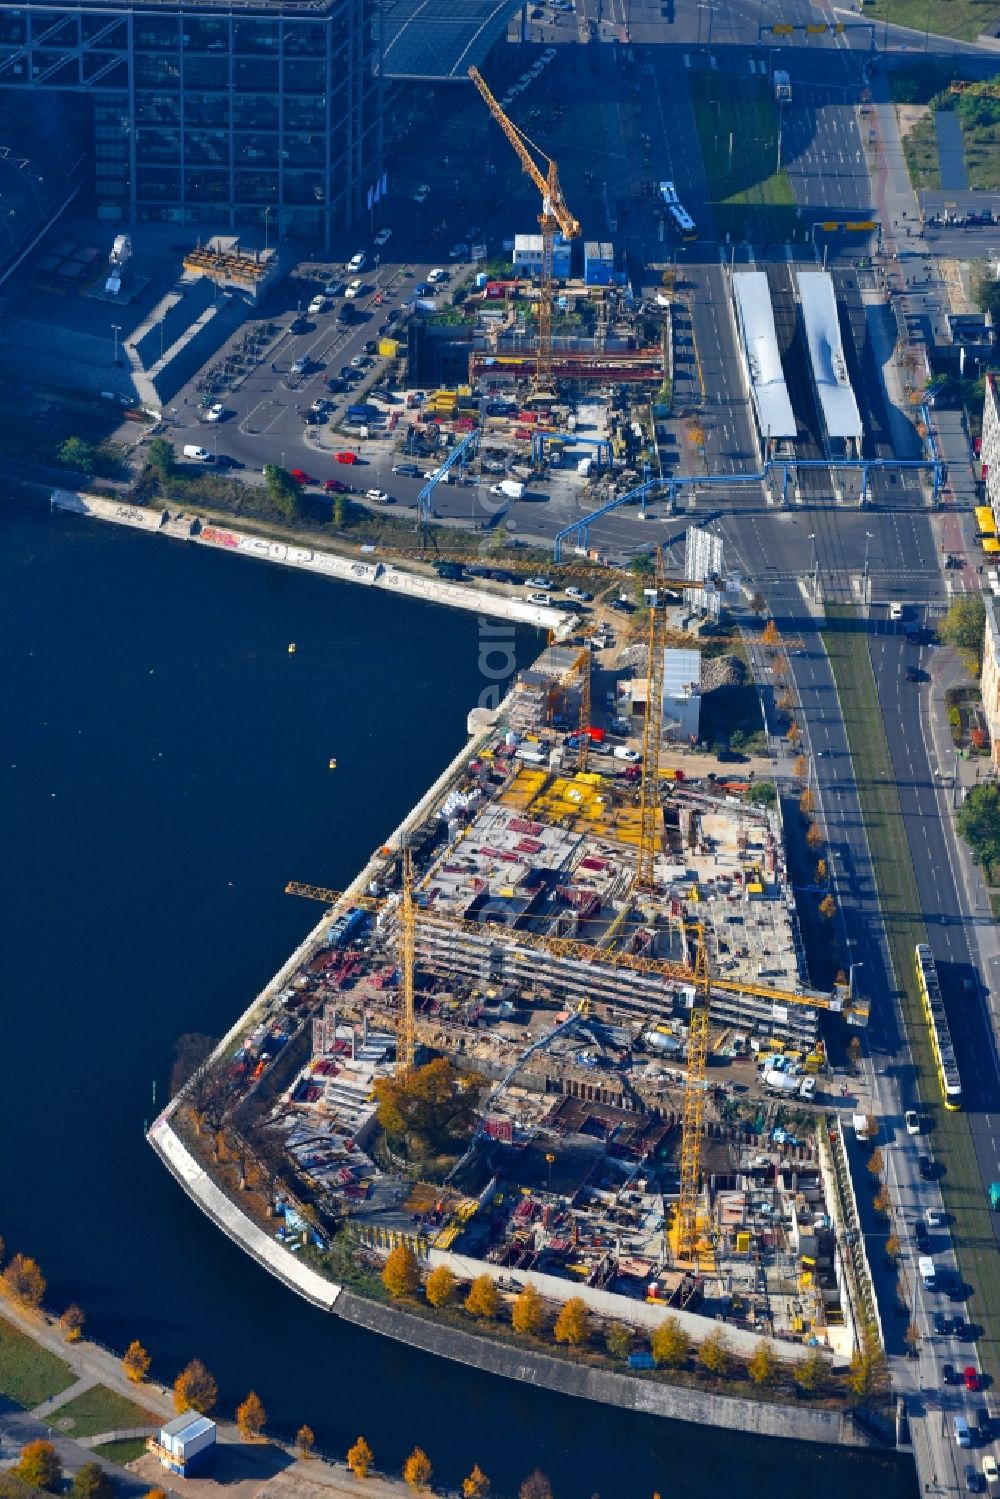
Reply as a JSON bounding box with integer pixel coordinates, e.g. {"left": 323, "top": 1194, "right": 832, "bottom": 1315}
{"left": 92, "top": 1438, "right": 150, "bottom": 1464}
{"left": 689, "top": 72, "right": 798, "bottom": 243}
{"left": 823, "top": 611, "right": 1000, "bottom": 1384}
{"left": 41, "top": 1383, "right": 157, "bottom": 1439}
{"left": 0, "top": 1317, "right": 75, "bottom": 1408}
{"left": 866, "top": 0, "right": 1000, "bottom": 43}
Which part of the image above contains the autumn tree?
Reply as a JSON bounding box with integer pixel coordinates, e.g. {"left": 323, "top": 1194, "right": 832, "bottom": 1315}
{"left": 0, "top": 1234, "right": 5, "bottom": 1267}
{"left": 123, "top": 1340, "right": 151, "bottom": 1383}
{"left": 848, "top": 1036, "right": 862, "bottom": 1072}
{"left": 787, "top": 721, "right": 801, "bottom": 747}
{"left": 799, "top": 787, "right": 814, "bottom": 816}
{"left": 374, "top": 1057, "right": 482, "bottom": 1156}
{"left": 794, "top": 1347, "right": 830, "bottom": 1395}
{"left": 463, "top": 1464, "right": 491, "bottom": 1498}
{"left": 553, "top": 1296, "right": 590, "bottom": 1346}
{"left": 347, "top": 1437, "right": 374, "bottom": 1479}
{"left": 142, "top": 1491, "right": 169, "bottom": 1499}
{"left": 885, "top": 1233, "right": 901, "bottom": 1261}
{"left": 847, "top": 1326, "right": 887, "bottom": 1401}
{"left": 512, "top": 1283, "right": 546, "bottom": 1337}
{"left": 605, "top": 1322, "right": 632, "bottom": 1361}
{"left": 403, "top": 1447, "right": 432, "bottom": 1490}
{"left": 237, "top": 1391, "right": 267, "bottom": 1440}
{"left": 761, "top": 619, "right": 779, "bottom": 648}
{"left": 297, "top": 1425, "right": 315, "bottom": 1459}
{"left": 698, "top": 1327, "right": 732, "bottom": 1378}
{"left": 72, "top": 1462, "right": 114, "bottom": 1498}
{"left": 60, "top": 1304, "right": 85, "bottom": 1342}
{"left": 382, "top": 1243, "right": 420, "bottom": 1299}
{"left": 818, "top": 893, "right": 836, "bottom": 921}
{"left": 3, "top": 1253, "right": 46, "bottom": 1310}
{"left": 15, "top": 1439, "right": 61, "bottom": 1491}
{"left": 865, "top": 1113, "right": 879, "bottom": 1142}
{"left": 792, "top": 754, "right": 808, "bottom": 781}
{"left": 248, "top": 1123, "right": 287, "bottom": 1215}
{"left": 815, "top": 858, "right": 828, "bottom": 884}
{"left": 904, "top": 1322, "right": 921, "bottom": 1357}
{"left": 747, "top": 1340, "right": 778, "bottom": 1388}
{"left": 465, "top": 1274, "right": 500, "bottom": 1320}
{"left": 424, "top": 1264, "right": 457, "bottom": 1308}
{"left": 520, "top": 1472, "right": 554, "bottom": 1499}
{"left": 173, "top": 1357, "right": 218, "bottom": 1415}
{"left": 805, "top": 821, "right": 823, "bottom": 851}
{"left": 872, "top": 1186, "right": 891, "bottom": 1216}
{"left": 650, "top": 1316, "right": 690, "bottom": 1368}
{"left": 867, "top": 1147, "right": 884, "bottom": 1179}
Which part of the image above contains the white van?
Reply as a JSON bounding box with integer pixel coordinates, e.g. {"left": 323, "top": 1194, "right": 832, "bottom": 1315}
{"left": 954, "top": 1417, "right": 972, "bottom": 1448}
{"left": 347, "top": 251, "right": 366, "bottom": 272}
{"left": 183, "top": 444, "right": 211, "bottom": 461}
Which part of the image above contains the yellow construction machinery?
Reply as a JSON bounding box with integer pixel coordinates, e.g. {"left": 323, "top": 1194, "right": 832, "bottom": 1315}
{"left": 468, "top": 66, "right": 580, "bottom": 386}
{"left": 636, "top": 549, "right": 669, "bottom": 890}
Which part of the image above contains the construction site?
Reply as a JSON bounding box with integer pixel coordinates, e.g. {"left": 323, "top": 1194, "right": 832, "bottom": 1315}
{"left": 193, "top": 552, "right": 871, "bottom": 1362}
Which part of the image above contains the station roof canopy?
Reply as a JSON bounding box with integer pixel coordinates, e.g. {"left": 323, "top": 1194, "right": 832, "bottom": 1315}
{"left": 382, "top": 0, "right": 523, "bottom": 79}
{"left": 796, "top": 271, "right": 863, "bottom": 443}
{"left": 731, "top": 272, "right": 796, "bottom": 443}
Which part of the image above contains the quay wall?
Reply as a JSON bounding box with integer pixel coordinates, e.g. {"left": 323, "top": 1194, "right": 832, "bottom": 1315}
{"left": 334, "top": 1292, "right": 876, "bottom": 1449}
{"left": 49, "top": 489, "right": 566, "bottom": 633}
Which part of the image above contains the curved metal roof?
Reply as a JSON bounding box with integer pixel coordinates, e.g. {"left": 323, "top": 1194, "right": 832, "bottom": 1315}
{"left": 797, "top": 271, "right": 862, "bottom": 443}
{"left": 731, "top": 271, "right": 795, "bottom": 443}
{"left": 382, "top": 0, "right": 523, "bottom": 79}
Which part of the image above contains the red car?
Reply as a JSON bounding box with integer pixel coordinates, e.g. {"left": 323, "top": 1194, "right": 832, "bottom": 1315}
{"left": 334, "top": 450, "right": 360, "bottom": 465}
{"left": 964, "top": 1366, "right": 981, "bottom": 1392}
{"left": 323, "top": 478, "right": 350, "bottom": 493}
{"left": 289, "top": 469, "right": 316, "bottom": 486}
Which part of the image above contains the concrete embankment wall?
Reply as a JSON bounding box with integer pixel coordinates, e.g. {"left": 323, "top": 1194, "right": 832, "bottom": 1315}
{"left": 50, "top": 490, "right": 565, "bottom": 633}
{"left": 334, "top": 1293, "right": 872, "bottom": 1449}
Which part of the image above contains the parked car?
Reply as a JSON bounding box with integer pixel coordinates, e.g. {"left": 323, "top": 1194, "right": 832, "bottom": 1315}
{"left": 289, "top": 316, "right": 309, "bottom": 334}
{"left": 366, "top": 488, "right": 390, "bottom": 503}
{"left": 427, "top": 267, "right": 448, "bottom": 283}
{"left": 527, "top": 591, "right": 553, "bottom": 605}
{"left": 981, "top": 1456, "right": 997, "bottom": 1484}
{"left": 308, "top": 295, "right": 327, "bottom": 315}
{"left": 374, "top": 227, "right": 392, "bottom": 247}
{"left": 204, "top": 403, "right": 226, "bottom": 422}
{"left": 413, "top": 184, "right": 430, "bottom": 203}
{"left": 943, "top": 1363, "right": 957, "bottom": 1385}
{"left": 214, "top": 454, "right": 244, "bottom": 469}
{"left": 524, "top": 575, "right": 553, "bottom": 588}
{"left": 291, "top": 357, "right": 309, "bottom": 376}
{"left": 905, "top": 1109, "right": 920, "bottom": 1135}
{"left": 925, "top": 1207, "right": 945, "bottom": 1227}
{"left": 311, "top": 397, "right": 331, "bottom": 413}
{"left": 965, "top": 1366, "right": 982, "bottom": 1392}
{"left": 919, "top": 1155, "right": 934, "bottom": 1180}
{"left": 334, "top": 451, "right": 360, "bottom": 465}
{"left": 392, "top": 463, "right": 422, "bottom": 476}
{"left": 323, "top": 478, "right": 351, "bottom": 493}
{"left": 565, "top": 586, "right": 592, "bottom": 601}
{"left": 323, "top": 280, "right": 345, "bottom": 297}
{"left": 289, "top": 469, "right": 316, "bottom": 486}
{"left": 934, "top": 1312, "right": 950, "bottom": 1336}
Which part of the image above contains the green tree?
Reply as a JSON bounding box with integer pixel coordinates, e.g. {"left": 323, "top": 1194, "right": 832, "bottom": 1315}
{"left": 794, "top": 1346, "right": 830, "bottom": 1395}
{"left": 957, "top": 783, "right": 1000, "bottom": 877}
{"left": 15, "top": 1439, "right": 61, "bottom": 1491}
{"left": 698, "top": 1327, "right": 732, "bottom": 1378}
{"left": 58, "top": 436, "right": 96, "bottom": 475}
{"left": 747, "top": 1340, "right": 778, "bottom": 1387}
{"left": 424, "top": 1263, "right": 457, "bottom": 1308}
{"left": 347, "top": 1436, "right": 374, "bottom": 1479}
{"left": 939, "top": 593, "right": 985, "bottom": 658}
{"left": 147, "top": 437, "right": 175, "bottom": 482}
{"left": 511, "top": 1282, "right": 545, "bottom": 1337}
{"left": 263, "top": 464, "right": 304, "bottom": 521}
{"left": 382, "top": 1243, "right": 420, "bottom": 1299}
{"left": 604, "top": 1321, "right": 632, "bottom": 1361}
{"left": 173, "top": 1357, "right": 218, "bottom": 1414}
{"left": 333, "top": 494, "right": 347, "bottom": 528}
{"left": 465, "top": 1274, "right": 500, "bottom": 1320}
{"left": 403, "top": 1447, "right": 432, "bottom": 1490}
{"left": 72, "top": 1462, "right": 114, "bottom": 1498}
{"left": 745, "top": 781, "right": 776, "bottom": 806}
{"left": 374, "top": 1058, "right": 482, "bottom": 1156}
{"left": 553, "top": 1296, "right": 589, "bottom": 1346}
{"left": 650, "top": 1316, "right": 690, "bottom": 1368}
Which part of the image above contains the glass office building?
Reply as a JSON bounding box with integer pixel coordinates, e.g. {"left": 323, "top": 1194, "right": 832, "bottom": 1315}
{"left": 0, "top": 0, "right": 382, "bottom": 247}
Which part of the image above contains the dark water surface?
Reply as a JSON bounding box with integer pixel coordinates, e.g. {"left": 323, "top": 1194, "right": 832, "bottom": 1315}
{"left": 0, "top": 503, "right": 916, "bottom": 1499}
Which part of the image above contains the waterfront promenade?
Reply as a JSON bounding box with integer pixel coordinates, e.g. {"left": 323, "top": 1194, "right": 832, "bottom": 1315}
{"left": 0, "top": 1297, "right": 413, "bottom": 1498}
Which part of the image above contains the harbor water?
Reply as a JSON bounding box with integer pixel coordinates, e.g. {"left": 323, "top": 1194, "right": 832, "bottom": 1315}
{"left": 0, "top": 499, "right": 917, "bottom": 1499}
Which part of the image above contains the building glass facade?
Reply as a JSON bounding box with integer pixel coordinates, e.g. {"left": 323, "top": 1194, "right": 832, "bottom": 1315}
{"left": 0, "top": 0, "right": 382, "bottom": 247}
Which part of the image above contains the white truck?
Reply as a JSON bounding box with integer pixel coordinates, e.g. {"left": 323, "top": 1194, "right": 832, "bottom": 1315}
{"left": 763, "top": 1069, "right": 800, "bottom": 1097}
{"left": 918, "top": 1255, "right": 937, "bottom": 1290}
{"left": 490, "top": 479, "right": 525, "bottom": 500}
{"left": 613, "top": 746, "right": 641, "bottom": 763}
{"left": 773, "top": 69, "right": 792, "bottom": 103}
{"left": 853, "top": 1112, "right": 873, "bottom": 1141}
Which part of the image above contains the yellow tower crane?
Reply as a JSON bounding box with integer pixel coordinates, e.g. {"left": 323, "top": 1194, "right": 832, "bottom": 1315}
{"left": 636, "top": 547, "right": 669, "bottom": 891}
{"left": 399, "top": 840, "right": 416, "bottom": 1071}
{"left": 675, "top": 921, "right": 712, "bottom": 1265}
{"left": 468, "top": 66, "right": 580, "bottom": 386}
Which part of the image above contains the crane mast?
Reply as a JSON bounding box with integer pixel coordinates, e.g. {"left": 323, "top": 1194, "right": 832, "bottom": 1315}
{"left": 468, "top": 66, "right": 580, "bottom": 386}
{"left": 636, "top": 549, "right": 668, "bottom": 890}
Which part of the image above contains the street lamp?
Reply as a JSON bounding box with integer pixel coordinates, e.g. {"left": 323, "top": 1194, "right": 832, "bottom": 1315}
{"left": 809, "top": 532, "right": 818, "bottom": 598}
{"left": 264, "top": 205, "right": 274, "bottom": 255}
{"left": 863, "top": 529, "right": 874, "bottom": 602}
{"left": 111, "top": 323, "right": 122, "bottom": 366}
{"left": 776, "top": 99, "right": 784, "bottom": 173}
{"left": 849, "top": 961, "right": 863, "bottom": 999}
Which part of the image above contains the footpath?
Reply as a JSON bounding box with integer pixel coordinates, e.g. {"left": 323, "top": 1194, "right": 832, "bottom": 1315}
{"left": 0, "top": 1300, "right": 410, "bottom": 1498}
